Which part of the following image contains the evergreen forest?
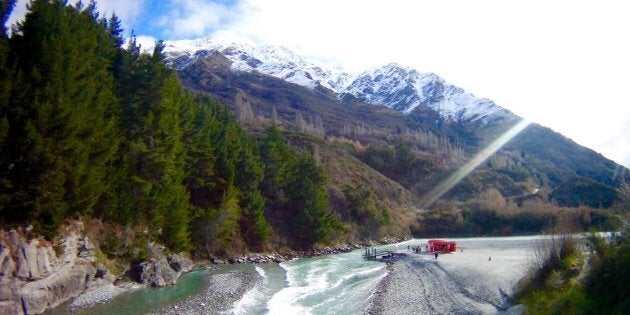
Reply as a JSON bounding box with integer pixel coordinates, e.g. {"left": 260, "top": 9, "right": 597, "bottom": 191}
{"left": 0, "top": 0, "right": 342, "bottom": 256}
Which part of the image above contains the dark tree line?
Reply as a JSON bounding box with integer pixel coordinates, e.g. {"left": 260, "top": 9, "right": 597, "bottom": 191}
{"left": 0, "top": 0, "right": 341, "bottom": 254}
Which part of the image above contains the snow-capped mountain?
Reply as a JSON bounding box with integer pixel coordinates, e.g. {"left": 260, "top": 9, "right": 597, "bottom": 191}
{"left": 345, "top": 63, "right": 514, "bottom": 122}
{"left": 163, "top": 38, "right": 353, "bottom": 92}
{"left": 164, "top": 37, "right": 513, "bottom": 123}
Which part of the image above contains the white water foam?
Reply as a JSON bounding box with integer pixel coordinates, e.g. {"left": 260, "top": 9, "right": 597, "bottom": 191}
{"left": 230, "top": 287, "right": 265, "bottom": 315}
{"left": 267, "top": 261, "right": 331, "bottom": 314}
{"left": 254, "top": 265, "right": 267, "bottom": 279}
{"left": 229, "top": 266, "right": 269, "bottom": 315}
{"left": 307, "top": 263, "right": 387, "bottom": 314}
{"left": 328, "top": 265, "right": 385, "bottom": 290}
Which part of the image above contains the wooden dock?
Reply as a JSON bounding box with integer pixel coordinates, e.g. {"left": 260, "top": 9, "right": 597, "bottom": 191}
{"left": 362, "top": 248, "right": 398, "bottom": 260}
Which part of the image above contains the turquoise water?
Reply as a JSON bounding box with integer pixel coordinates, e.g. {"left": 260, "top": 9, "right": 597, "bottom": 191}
{"left": 238, "top": 248, "right": 391, "bottom": 314}
{"left": 44, "top": 244, "right": 397, "bottom": 315}
{"left": 45, "top": 269, "right": 206, "bottom": 315}
{"left": 44, "top": 265, "right": 251, "bottom": 315}
{"left": 45, "top": 236, "right": 544, "bottom": 314}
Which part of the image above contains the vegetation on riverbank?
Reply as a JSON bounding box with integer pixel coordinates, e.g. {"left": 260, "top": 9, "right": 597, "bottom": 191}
{"left": 517, "top": 231, "right": 629, "bottom": 314}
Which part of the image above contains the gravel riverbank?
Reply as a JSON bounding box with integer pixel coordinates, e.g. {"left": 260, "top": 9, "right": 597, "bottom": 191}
{"left": 69, "top": 283, "right": 128, "bottom": 311}
{"left": 150, "top": 269, "right": 258, "bottom": 315}
{"left": 365, "top": 237, "right": 533, "bottom": 314}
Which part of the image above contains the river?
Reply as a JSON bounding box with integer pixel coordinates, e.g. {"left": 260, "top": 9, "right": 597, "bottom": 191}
{"left": 46, "top": 236, "right": 543, "bottom": 314}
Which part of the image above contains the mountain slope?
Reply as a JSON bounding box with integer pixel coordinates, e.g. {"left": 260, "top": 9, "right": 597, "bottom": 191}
{"left": 165, "top": 37, "right": 630, "bottom": 211}
{"left": 175, "top": 50, "right": 419, "bottom": 136}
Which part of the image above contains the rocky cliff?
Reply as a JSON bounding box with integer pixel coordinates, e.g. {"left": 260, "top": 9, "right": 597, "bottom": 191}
{"left": 0, "top": 222, "right": 193, "bottom": 314}
{"left": 0, "top": 223, "right": 101, "bottom": 314}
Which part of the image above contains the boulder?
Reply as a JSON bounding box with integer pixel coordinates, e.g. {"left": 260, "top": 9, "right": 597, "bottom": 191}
{"left": 167, "top": 253, "right": 193, "bottom": 273}
{"left": 130, "top": 244, "right": 193, "bottom": 287}
{"left": 133, "top": 258, "right": 178, "bottom": 287}
{"left": 77, "top": 236, "right": 96, "bottom": 261}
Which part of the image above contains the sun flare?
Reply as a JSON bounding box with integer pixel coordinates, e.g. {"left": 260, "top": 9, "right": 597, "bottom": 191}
{"left": 421, "top": 119, "right": 531, "bottom": 208}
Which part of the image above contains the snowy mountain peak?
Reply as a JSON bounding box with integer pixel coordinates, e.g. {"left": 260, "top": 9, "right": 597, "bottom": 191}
{"left": 164, "top": 37, "right": 513, "bottom": 123}
{"left": 163, "top": 38, "right": 353, "bottom": 92}
{"left": 345, "top": 63, "right": 511, "bottom": 122}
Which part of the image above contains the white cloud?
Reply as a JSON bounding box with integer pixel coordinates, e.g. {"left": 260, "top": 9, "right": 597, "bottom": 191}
{"left": 4, "top": 0, "right": 29, "bottom": 30}
{"left": 127, "top": 35, "right": 157, "bottom": 53}
{"left": 154, "top": 0, "right": 245, "bottom": 39}
{"left": 92, "top": 0, "right": 147, "bottom": 29}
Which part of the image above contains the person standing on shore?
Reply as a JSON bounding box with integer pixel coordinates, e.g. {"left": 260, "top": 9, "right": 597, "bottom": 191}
{"left": 434, "top": 252, "right": 438, "bottom": 259}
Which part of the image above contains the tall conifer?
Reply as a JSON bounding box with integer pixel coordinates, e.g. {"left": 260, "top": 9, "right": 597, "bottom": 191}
{"left": 2, "top": 0, "right": 119, "bottom": 235}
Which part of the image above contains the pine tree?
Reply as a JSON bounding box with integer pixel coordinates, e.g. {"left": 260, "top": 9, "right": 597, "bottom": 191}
{"left": 284, "top": 153, "right": 341, "bottom": 245}
{"left": 235, "top": 136, "right": 271, "bottom": 249}
{"left": 260, "top": 126, "right": 293, "bottom": 200}
{"left": 181, "top": 96, "right": 219, "bottom": 210}
{"left": 89, "top": 37, "right": 191, "bottom": 251}
{"left": 107, "top": 13, "right": 124, "bottom": 47}
{"left": 1, "top": 0, "right": 120, "bottom": 236}
{"left": 0, "top": 0, "right": 15, "bottom": 141}
{"left": 0, "top": 0, "right": 16, "bottom": 211}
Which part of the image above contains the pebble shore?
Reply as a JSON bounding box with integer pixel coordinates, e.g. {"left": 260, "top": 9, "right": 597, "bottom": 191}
{"left": 365, "top": 262, "right": 394, "bottom": 315}
{"left": 365, "top": 243, "right": 531, "bottom": 315}
{"left": 150, "top": 270, "right": 258, "bottom": 315}
{"left": 68, "top": 283, "right": 127, "bottom": 311}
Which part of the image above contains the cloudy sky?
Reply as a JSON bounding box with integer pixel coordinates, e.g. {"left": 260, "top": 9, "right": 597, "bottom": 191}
{"left": 7, "top": 0, "right": 630, "bottom": 167}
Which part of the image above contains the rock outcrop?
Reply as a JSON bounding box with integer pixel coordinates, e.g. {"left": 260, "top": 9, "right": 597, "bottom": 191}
{"left": 0, "top": 224, "right": 103, "bottom": 315}
{"left": 128, "top": 244, "right": 193, "bottom": 287}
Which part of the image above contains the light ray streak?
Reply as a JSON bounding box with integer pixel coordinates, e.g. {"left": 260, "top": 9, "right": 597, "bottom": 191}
{"left": 421, "top": 119, "right": 531, "bottom": 208}
{"left": 612, "top": 163, "right": 629, "bottom": 182}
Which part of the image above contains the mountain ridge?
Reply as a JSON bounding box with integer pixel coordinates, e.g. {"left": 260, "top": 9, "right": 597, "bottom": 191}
{"left": 163, "top": 37, "right": 514, "bottom": 124}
